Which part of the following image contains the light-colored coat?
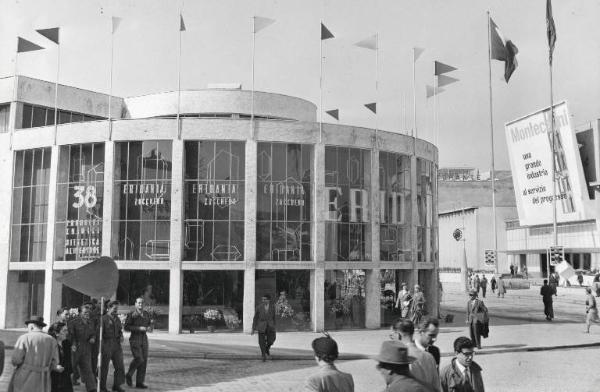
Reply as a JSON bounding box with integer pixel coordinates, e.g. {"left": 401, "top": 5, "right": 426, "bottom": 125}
{"left": 497, "top": 279, "right": 506, "bottom": 295}
{"left": 9, "top": 330, "right": 59, "bottom": 392}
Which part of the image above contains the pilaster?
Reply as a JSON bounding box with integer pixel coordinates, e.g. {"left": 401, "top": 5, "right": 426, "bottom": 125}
{"left": 243, "top": 139, "right": 257, "bottom": 333}
{"left": 168, "top": 139, "right": 184, "bottom": 333}
{"left": 43, "top": 145, "right": 59, "bottom": 323}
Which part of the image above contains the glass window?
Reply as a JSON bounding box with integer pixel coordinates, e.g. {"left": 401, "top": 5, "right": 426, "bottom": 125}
{"left": 11, "top": 148, "right": 51, "bottom": 261}
{"left": 116, "top": 270, "right": 170, "bottom": 330}
{"left": 32, "top": 106, "right": 47, "bottom": 128}
{"left": 184, "top": 141, "right": 245, "bottom": 261}
{"left": 256, "top": 143, "right": 313, "bottom": 261}
{"left": 417, "top": 159, "right": 434, "bottom": 262}
{"left": 324, "top": 269, "right": 365, "bottom": 329}
{"left": 379, "top": 152, "right": 411, "bottom": 261}
{"left": 324, "top": 146, "right": 371, "bottom": 261}
{"left": 182, "top": 271, "right": 244, "bottom": 331}
{"left": 21, "top": 104, "right": 33, "bottom": 129}
{"left": 0, "top": 104, "right": 10, "bottom": 133}
{"left": 112, "top": 141, "right": 172, "bottom": 260}
{"left": 54, "top": 144, "right": 105, "bottom": 261}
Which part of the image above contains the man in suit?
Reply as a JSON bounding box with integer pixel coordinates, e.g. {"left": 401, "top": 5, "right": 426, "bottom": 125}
{"left": 415, "top": 318, "right": 441, "bottom": 369}
{"left": 252, "top": 294, "right": 276, "bottom": 362}
{"left": 540, "top": 279, "right": 554, "bottom": 321}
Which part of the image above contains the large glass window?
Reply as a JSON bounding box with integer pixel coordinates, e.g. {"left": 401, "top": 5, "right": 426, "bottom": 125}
{"left": 0, "top": 104, "right": 10, "bottom": 133}
{"left": 184, "top": 141, "right": 245, "bottom": 261}
{"left": 19, "top": 103, "right": 103, "bottom": 129}
{"left": 379, "top": 152, "right": 411, "bottom": 261}
{"left": 116, "top": 270, "right": 170, "bottom": 330}
{"left": 256, "top": 143, "right": 312, "bottom": 261}
{"left": 55, "top": 143, "right": 104, "bottom": 261}
{"left": 324, "top": 269, "right": 366, "bottom": 329}
{"left": 112, "top": 141, "right": 172, "bottom": 260}
{"left": 11, "top": 148, "right": 51, "bottom": 262}
{"left": 417, "top": 159, "right": 434, "bottom": 262}
{"left": 324, "top": 146, "right": 371, "bottom": 261}
{"left": 6, "top": 271, "right": 45, "bottom": 328}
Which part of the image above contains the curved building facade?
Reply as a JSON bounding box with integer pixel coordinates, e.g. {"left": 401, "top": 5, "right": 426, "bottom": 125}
{"left": 0, "top": 76, "right": 439, "bottom": 333}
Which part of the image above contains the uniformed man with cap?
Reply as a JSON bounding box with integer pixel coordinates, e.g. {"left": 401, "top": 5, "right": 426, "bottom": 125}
{"left": 124, "top": 297, "right": 152, "bottom": 389}
{"left": 304, "top": 335, "right": 354, "bottom": 391}
{"left": 99, "top": 300, "right": 126, "bottom": 392}
{"left": 69, "top": 305, "right": 98, "bottom": 392}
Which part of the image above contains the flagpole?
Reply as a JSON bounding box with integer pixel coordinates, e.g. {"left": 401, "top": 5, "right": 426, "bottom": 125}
{"left": 108, "top": 21, "right": 115, "bottom": 141}
{"left": 177, "top": 12, "right": 183, "bottom": 140}
{"left": 52, "top": 43, "right": 60, "bottom": 146}
{"left": 412, "top": 49, "right": 417, "bottom": 138}
{"left": 486, "top": 12, "right": 499, "bottom": 274}
{"left": 251, "top": 17, "right": 257, "bottom": 140}
{"left": 550, "top": 49, "right": 557, "bottom": 248}
{"left": 96, "top": 297, "right": 104, "bottom": 392}
{"left": 375, "top": 34, "right": 379, "bottom": 137}
{"left": 10, "top": 47, "right": 19, "bottom": 151}
{"left": 319, "top": 20, "right": 324, "bottom": 143}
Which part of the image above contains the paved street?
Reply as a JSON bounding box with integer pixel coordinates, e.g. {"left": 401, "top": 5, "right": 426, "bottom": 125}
{"left": 0, "top": 285, "right": 597, "bottom": 391}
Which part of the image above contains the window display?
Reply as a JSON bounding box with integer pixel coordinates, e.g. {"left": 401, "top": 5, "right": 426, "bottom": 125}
{"left": 113, "top": 141, "right": 172, "bottom": 260}
{"left": 116, "top": 270, "right": 169, "bottom": 330}
{"left": 184, "top": 141, "right": 245, "bottom": 261}
{"left": 55, "top": 143, "right": 104, "bottom": 261}
{"left": 417, "top": 159, "right": 434, "bottom": 262}
{"left": 379, "top": 152, "right": 411, "bottom": 261}
{"left": 324, "top": 269, "right": 365, "bottom": 329}
{"left": 324, "top": 147, "right": 371, "bottom": 261}
{"left": 11, "top": 148, "right": 51, "bottom": 262}
{"left": 256, "top": 143, "right": 312, "bottom": 261}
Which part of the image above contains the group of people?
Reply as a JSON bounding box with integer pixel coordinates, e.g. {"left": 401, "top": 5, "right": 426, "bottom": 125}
{"left": 468, "top": 272, "right": 506, "bottom": 299}
{"left": 9, "top": 297, "right": 153, "bottom": 392}
{"left": 395, "top": 283, "right": 427, "bottom": 326}
{"left": 303, "top": 318, "right": 484, "bottom": 392}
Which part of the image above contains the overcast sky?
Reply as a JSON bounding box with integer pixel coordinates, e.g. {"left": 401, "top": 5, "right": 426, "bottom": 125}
{"left": 2, "top": 0, "right": 599, "bottom": 170}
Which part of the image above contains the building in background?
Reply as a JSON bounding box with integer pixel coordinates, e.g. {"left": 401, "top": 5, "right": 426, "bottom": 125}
{"left": 0, "top": 75, "right": 439, "bottom": 333}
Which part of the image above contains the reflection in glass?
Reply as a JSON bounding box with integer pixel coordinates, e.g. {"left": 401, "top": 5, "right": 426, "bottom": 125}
{"left": 116, "top": 270, "right": 170, "bottom": 330}
{"left": 324, "top": 269, "right": 365, "bottom": 330}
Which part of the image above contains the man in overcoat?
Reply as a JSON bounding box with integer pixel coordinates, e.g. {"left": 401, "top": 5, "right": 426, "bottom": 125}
{"left": 441, "top": 337, "right": 485, "bottom": 392}
{"left": 252, "top": 293, "right": 276, "bottom": 361}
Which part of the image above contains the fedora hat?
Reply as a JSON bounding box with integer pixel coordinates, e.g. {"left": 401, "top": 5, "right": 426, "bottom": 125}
{"left": 373, "top": 341, "right": 416, "bottom": 365}
{"left": 24, "top": 315, "right": 46, "bottom": 327}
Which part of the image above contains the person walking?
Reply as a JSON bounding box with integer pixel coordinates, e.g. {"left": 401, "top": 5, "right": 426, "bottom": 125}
{"left": 440, "top": 337, "right": 485, "bottom": 392}
{"left": 415, "top": 318, "right": 441, "bottom": 369}
{"left": 410, "top": 285, "right": 426, "bottom": 327}
{"left": 9, "top": 316, "right": 62, "bottom": 392}
{"left": 585, "top": 287, "right": 600, "bottom": 333}
{"left": 392, "top": 319, "right": 441, "bottom": 392}
{"left": 497, "top": 276, "right": 506, "bottom": 298}
{"left": 373, "top": 340, "right": 433, "bottom": 392}
{"left": 473, "top": 275, "right": 481, "bottom": 295}
{"left": 549, "top": 271, "right": 559, "bottom": 296}
{"left": 466, "top": 289, "right": 488, "bottom": 350}
{"left": 252, "top": 293, "right": 277, "bottom": 362}
{"left": 69, "top": 305, "right": 98, "bottom": 392}
{"left": 540, "top": 279, "right": 554, "bottom": 321}
{"left": 48, "top": 322, "right": 73, "bottom": 392}
{"left": 395, "top": 283, "right": 412, "bottom": 319}
{"left": 509, "top": 265, "right": 514, "bottom": 276}
{"left": 100, "top": 301, "right": 126, "bottom": 392}
{"left": 490, "top": 276, "right": 497, "bottom": 294}
{"left": 124, "top": 297, "right": 152, "bottom": 389}
{"left": 480, "top": 276, "right": 488, "bottom": 298}
{"left": 303, "top": 335, "right": 354, "bottom": 392}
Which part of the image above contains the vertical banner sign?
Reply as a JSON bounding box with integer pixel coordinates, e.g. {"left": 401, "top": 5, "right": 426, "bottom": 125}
{"left": 505, "top": 102, "right": 588, "bottom": 226}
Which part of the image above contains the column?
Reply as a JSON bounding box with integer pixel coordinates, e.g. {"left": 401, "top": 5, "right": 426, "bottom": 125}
{"left": 43, "top": 145, "right": 60, "bottom": 323}
{"left": 101, "top": 141, "right": 114, "bottom": 257}
{"left": 0, "top": 143, "right": 14, "bottom": 328}
{"left": 169, "top": 139, "right": 184, "bottom": 333}
{"left": 311, "top": 143, "right": 325, "bottom": 331}
{"left": 365, "top": 143, "right": 380, "bottom": 328}
{"left": 243, "top": 139, "right": 257, "bottom": 333}
{"left": 410, "top": 152, "right": 418, "bottom": 287}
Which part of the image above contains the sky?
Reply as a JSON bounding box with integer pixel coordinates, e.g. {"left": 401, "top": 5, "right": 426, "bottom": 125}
{"left": 2, "top": 0, "right": 599, "bottom": 170}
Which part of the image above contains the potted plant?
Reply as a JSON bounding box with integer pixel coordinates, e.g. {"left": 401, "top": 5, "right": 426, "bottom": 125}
{"left": 203, "top": 308, "right": 222, "bottom": 332}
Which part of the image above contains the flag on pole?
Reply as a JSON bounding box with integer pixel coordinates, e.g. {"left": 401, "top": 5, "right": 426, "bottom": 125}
{"left": 364, "top": 102, "right": 376, "bottom": 114}
{"left": 180, "top": 14, "right": 186, "bottom": 32}
{"left": 326, "top": 109, "right": 339, "bottom": 120}
{"left": 434, "top": 61, "right": 457, "bottom": 75}
{"left": 321, "top": 23, "right": 334, "bottom": 40}
{"left": 36, "top": 28, "right": 59, "bottom": 44}
{"left": 254, "top": 16, "right": 275, "bottom": 33}
{"left": 112, "top": 17, "right": 122, "bottom": 34}
{"left": 17, "top": 37, "right": 44, "bottom": 53}
{"left": 489, "top": 18, "right": 519, "bottom": 82}
{"left": 413, "top": 47, "right": 425, "bottom": 62}
{"left": 426, "top": 85, "right": 445, "bottom": 98}
{"left": 546, "top": 0, "right": 557, "bottom": 64}
{"left": 437, "top": 74, "right": 459, "bottom": 87}
{"left": 57, "top": 256, "right": 119, "bottom": 298}
{"left": 355, "top": 34, "right": 378, "bottom": 50}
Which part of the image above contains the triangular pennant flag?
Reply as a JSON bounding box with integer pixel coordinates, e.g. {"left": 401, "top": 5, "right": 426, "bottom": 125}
{"left": 489, "top": 18, "right": 518, "bottom": 82}
{"left": 254, "top": 16, "right": 275, "bottom": 33}
{"left": 326, "top": 109, "right": 339, "bottom": 120}
{"left": 437, "top": 74, "right": 459, "bottom": 87}
{"left": 112, "top": 16, "right": 122, "bottom": 34}
{"left": 17, "top": 37, "right": 44, "bottom": 53}
{"left": 413, "top": 47, "right": 425, "bottom": 62}
{"left": 546, "top": 0, "right": 557, "bottom": 65}
{"left": 56, "top": 256, "right": 119, "bottom": 298}
{"left": 180, "top": 14, "right": 186, "bottom": 32}
{"left": 355, "top": 34, "right": 378, "bottom": 50}
{"left": 434, "top": 61, "right": 457, "bottom": 75}
{"left": 36, "top": 28, "right": 59, "bottom": 44}
{"left": 364, "top": 103, "right": 377, "bottom": 114}
{"left": 321, "top": 23, "right": 334, "bottom": 40}
{"left": 426, "top": 85, "right": 445, "bottom": 98}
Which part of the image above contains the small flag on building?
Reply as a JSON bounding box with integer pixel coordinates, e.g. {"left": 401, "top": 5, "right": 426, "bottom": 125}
{"left": 434, "top": 61, "right": 457, "bottom": 76}
{"left": 321, "top": 23, "right": 334, "bottom": 40}
{"left": 546, "top": 0, "right": 557, "bottom": 64}
{"left": 364, "top": 102, "right": 376, "bottom": 114}
{"left": 355, "top": 34, "right": 378, "bottom": 50}
{"left": 326, "top": 109, "right": 339, "bottom": 120}
{"left": 413, "top": 47, "right": 425, "bottom": 62}
{"left": 35, "top": 28, "right": 59, "bottom": 44}
{"left": 17, "top": 37, "right": 44, "bottom": 53}
{"left": 489, "top": 18, "right": 519, "bottom": 82}
{"left": 180, "top": 14, "right": 186, "bottom": 32}
{"left": 253, "top": 16, "right": 275, "bottom": 33}
{"left": 112, "top": 16, "right": 122, "bottom": 34}
{"left": 426, "top": 85, "right": 445, "bottom": 98}
{"left": 437, "top": 74, "right": 459, "bottom": 87}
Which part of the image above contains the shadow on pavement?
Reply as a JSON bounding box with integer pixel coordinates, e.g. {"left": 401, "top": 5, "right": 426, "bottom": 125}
{"left": 480, "top": 343, "right": 526, "bottom": 350}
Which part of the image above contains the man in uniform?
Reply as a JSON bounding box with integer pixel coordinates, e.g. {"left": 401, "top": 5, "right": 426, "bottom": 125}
{"left": 68, "top": 305, "right": 98, "bottom": 392}
{"left": 100, "top": 301, "right": 126, "bottom": 392}
{"left": 124, "top": 297, "right": 151, "bottom": 389}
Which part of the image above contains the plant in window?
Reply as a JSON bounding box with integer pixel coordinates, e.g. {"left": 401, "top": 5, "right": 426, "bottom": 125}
{"left": 275, "top": 291, "right": 295, "bottom": 319}
{"left": 203, "top": 308, "right": 222, "bottom": 322}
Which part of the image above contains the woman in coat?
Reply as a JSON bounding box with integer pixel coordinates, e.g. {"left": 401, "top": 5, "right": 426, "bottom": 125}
{"left": 410, "top": 285, "right": 426, "bottom": 326}
{"left": 497, "top": 276, "right": 506, "bottom": 298}
{"left": 466, "top": 289, "right": 488, "bottom": 349}
{"left": 48, "top": 322, "right": 73, "bottom": 392}
{"left": 395, "top": 283, "right": 412, "bottom": 319}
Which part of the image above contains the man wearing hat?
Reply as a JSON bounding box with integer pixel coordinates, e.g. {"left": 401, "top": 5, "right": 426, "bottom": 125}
{"left": 69, "top": 304, "right": 99, "bottom": 392}
{"left": 304, "top": 335, "right": 354, "bottom": 391}
{"left": 251, "top": 293, "right": 277, "bottom": 362}
{"left": 373, "top": 341, "right": 434, "bottom": 392}
{"left": 440, "top": 337, "right": 485, "bottom": 392}
{"left": 466, "top": 289, "right": 488, "bottom": 350}
{"left": 99, "top": 301, "right": 126, "bottom": 392}
{"left": 9, "top": 316, "right": 62, "bottom": 392}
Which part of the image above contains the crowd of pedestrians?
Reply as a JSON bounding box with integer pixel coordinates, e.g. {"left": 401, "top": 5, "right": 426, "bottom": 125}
{"left": 8, "top": 297, "right": 153, "bottom": 392}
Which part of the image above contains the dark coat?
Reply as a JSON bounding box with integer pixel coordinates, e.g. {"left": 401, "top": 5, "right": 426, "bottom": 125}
{"left": 540, "top": 285, "right": 553, "bottom": 303}
{"left": 252, "top": 302, "right": 276, "bottom": 333}
{"left": 440, "top": 358, "right": 485, "bottom": 392}
{"left": 51, "top": 340, "right": 73, "bottom": 392}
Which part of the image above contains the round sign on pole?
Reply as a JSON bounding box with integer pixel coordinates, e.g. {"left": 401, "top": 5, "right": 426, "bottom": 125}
{"left": 453, "top": 228, "right": 463, "bottom": 241}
